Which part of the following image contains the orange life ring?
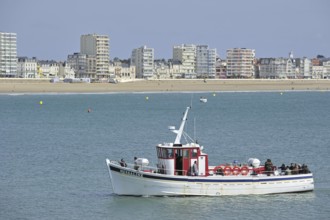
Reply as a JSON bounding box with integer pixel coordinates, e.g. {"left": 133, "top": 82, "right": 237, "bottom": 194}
{"left": 224, "top": 166, "right": 232, "bottom": 175}
{"left": 240, "top": 166, "right": 249, "bottom": 176}
{"left": 232, "top": 166, "right": 241, "bottom": 175}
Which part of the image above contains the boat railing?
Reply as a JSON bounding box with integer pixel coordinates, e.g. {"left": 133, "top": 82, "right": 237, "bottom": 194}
{"left": 111, "top": 160, "right": 189, "bottom": 175}
{"left": 208, "top": 164, "right": 312, "bottom": 177}
{"left": 111, "top": 160, "right": 159, "bottom": 173}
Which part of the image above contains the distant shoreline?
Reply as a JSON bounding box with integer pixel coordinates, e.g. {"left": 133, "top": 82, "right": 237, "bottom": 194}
{"left": 1, "top": 79, "right": 330, "bottom": 93}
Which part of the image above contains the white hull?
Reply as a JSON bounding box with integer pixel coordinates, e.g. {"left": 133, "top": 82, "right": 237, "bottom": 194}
{"left": 106, "top": 159, "right": 314, "bottom": 196}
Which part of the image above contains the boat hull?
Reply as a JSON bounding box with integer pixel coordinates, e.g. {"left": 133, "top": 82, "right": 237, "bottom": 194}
{"left": 106, "top": 159, "right": 314, "bottom": 196}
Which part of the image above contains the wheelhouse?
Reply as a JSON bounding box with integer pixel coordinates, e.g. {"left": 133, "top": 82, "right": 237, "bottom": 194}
{"left": 156, "top": 143, "right": 209, "bottom": 176}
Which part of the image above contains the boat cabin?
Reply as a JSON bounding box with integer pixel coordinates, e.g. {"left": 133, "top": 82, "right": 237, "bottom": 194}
{"left": 156, "top": 143, "right": 209, "bottom": 176}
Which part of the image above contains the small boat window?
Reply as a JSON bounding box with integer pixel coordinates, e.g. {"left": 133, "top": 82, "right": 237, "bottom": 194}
{"left": 157, "top": 147, "right": 162, "bottom": 158}
{"left": 162, "top": 148, "right": 168, "bottom": 158}
{"left": 183, "top": 149, "right": 190, "bottom": 158}
{"left": 192, "top": 149, "right": 198, "bottom": 158}
{"left": 167, "top": 148, "right": 174, "bottom": 158}
{"left": 159, "top": 148, "right": 174, "bottom": 159}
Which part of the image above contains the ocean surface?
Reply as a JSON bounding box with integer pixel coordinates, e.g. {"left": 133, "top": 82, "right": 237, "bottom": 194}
{"left": 1, "top": 92, "right": 329, "bottom": 220}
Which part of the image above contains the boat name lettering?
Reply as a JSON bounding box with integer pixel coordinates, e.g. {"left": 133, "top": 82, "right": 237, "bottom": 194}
{"left": 120, "top": 169, "right": 143, "bottom": 177}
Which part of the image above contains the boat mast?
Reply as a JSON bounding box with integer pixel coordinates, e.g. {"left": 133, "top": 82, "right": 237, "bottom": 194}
{"left": 174, "top": 107, "right": 190, "bottom": 144}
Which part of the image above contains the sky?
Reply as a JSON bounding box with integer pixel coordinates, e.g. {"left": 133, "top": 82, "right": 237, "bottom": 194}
{"left": 1, "top": 0, "right": 329, "bottom": 61}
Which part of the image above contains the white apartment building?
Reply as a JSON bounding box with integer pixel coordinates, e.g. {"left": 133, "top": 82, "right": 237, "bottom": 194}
{"left": 312, "top": 65, "right": 325, "bottom": 79}
{"left": 196, "top": 45, "right": 216, "bottom": 78}
{"left": 17, "top": 57, "right": 38, "bottom": 78}
{"left": 154, "top": 60, "right": 170, "bottom": 79}
{"left": 173, "top": 44, "right": 196, "bottom": 78}
{"left": 58, "top": 62, "right": 75, "bottom": 79}
{"left": 131, "top": 45, "right": 154, "bottom": 78}
{"left": 323, "top": 61, "right": 330, "bottom": 79}
{"left": 80, "top": 34, "right": 109, "bottom": 78}
{"left": 38, "top": 60, "right": 59, "bottom": 78}
{"left": 109, "top": 60, "right": 136, "bottom": 81}
{"left": 295, "top": 58, "right": 312, "bottom": 79}
{"left": 226, "top": 48, "right": 255, "bottom": 78}
{"left": 0, "top": 32, "right": 17, "bottom": 77}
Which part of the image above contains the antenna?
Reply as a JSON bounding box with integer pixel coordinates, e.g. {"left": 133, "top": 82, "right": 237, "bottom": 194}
{"left": 194, "top": 117, "right": 196, "bottom": 143}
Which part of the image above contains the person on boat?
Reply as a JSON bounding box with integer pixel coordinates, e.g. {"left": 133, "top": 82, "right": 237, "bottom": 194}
{"left": 285, "top": 166, "right": 291, "bottom": 175}
{"left": 120, "top": 158, "right": 127, "bottom": 167}
{"left": 134, "top": 157, "right": 139, "bottom": 170}
{"left": 264, "top": 159, "right": 273, "bottom": 176}
{"left": 192, "top": 161, "right": 198, "bottom": 176}
{"left": 289, "top": 163, "right": 294, "bottom": 170}
{"left": 279, "top": 164, "right": 286, "bottom": 175}
{"left": 216, "top": 167, "right": 224, "bottom": 176}
{"left": 301, "top": 164, "right": 311, "bottom": 174}
{"left": 292, "top": 164, "right": 299, "bottom": 175}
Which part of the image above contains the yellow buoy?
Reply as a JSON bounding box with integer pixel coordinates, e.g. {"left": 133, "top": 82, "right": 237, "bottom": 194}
{"left": 146, "top": 96, "right": 149, "bottom": 100}
{"left": 280, "top": 92, "right": 283, "bottom": 95}
{"left": 213, "top": 93, "right": 216, "bottom": 97}
{"left": 39, "top": 101, "right": 43, "bottom": 105}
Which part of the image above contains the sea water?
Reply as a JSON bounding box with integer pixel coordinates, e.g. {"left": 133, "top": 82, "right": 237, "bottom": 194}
{"left": 0, "top": 92, "right": 329, "bottom": 220}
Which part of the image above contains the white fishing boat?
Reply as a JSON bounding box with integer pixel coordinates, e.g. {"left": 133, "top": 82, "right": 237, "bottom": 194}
{"left": 105, "top": 107, "right": 314, "bottom": 196}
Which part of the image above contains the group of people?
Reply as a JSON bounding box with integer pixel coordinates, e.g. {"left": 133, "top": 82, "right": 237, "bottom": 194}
{"left": 265, "top": 159, "right": 311, "bottom": 176}
{"left": 119, "top": 157, "right": 140, "bottom": 171}
{"left": 279, "top": 163, "right": 311, "bottom": 175}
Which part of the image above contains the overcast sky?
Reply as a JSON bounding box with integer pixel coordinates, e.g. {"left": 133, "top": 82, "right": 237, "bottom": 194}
{"left": 1, "top": 0, "right": 329, "bottom": 60}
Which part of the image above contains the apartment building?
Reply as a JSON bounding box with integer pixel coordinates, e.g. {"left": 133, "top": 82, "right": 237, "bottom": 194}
{"left": 196, "top": 45, "right": 216, "bottom": 78}
{"left": 259, "top": 58, "right": 295, "bottom": 79}
{"left": 323, "top": 61, "right": 330, "bottom": 79}
{"left": 131, "top": 45, "right": 154, "bottom": 78}
{"left": 67, "top": 53, "right": 87, "bottom": 78}
{"left": 80, "top": 34, "right": 109, "bottom": 78}
{"left": 295, "top": 58, "right": 312, "bottom": 79}
{"left": 0, "top": 32, "right": 17, "bottom": 77}
{"left": 226, "top": 48, "right": 255, "bottom": 78}
{"left": 216, "top": 58, "right": 227, "bottom": 79}
{"left": 38, "top": 60, "right": 59, "bottom": 78}
{"left": 17, "top": 57, "right": 38, "bottom": 78}
{"left": 173, "top": 44, "right": 196, "bottom": 78}
{"left": 312, "top": 65, "right": 325, "bottom": 79}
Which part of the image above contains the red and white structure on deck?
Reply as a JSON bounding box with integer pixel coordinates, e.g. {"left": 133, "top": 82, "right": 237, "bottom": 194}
{"left": 106, "top": 107, "right": 314, "bottom": 196}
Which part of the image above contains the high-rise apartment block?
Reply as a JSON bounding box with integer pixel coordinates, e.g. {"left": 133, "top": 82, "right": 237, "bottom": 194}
{"left": 131, "top": 46, "right": 154, "bottom": 78}
{"left": 173, "top": 44, "right": 196, "bottom": 77}
{"left": 196, "top": 45, "right": 216, "bottom": 78}
{"left": 0, "top": 32, "right": 17, "bottom": 77}
{"left": 226, "top": 48, "right": 255, "bottom": 78}
{"left": 80, "top": 34, "right": 109, "bottom": 78}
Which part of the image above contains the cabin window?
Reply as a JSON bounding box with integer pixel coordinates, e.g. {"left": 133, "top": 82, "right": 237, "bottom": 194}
{"left": 192, "top": 149, "right": 198, "bottom": 158}
{"left": 157, "top": 147, "right": 162, "bottom": 158}
{"left": 159, "top": 148, "right": 174, "bottom": 159}
{"left": 167, "top": 149, "right": 174, "bottom": 158}
{"left": 162, "top": 148, "right": 168, "bottom": 158}
{"left": 183, "top": 149, "right": 190, "bottom": 158}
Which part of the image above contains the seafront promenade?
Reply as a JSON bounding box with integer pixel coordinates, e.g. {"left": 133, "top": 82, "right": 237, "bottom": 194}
{"left": 1, "top": 79, "right": 330, "bottom": 93}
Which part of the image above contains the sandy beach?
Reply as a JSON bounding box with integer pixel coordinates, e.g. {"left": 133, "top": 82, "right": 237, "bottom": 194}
{"left": 0, "top": 79, "right": 330, "bottom": 93}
